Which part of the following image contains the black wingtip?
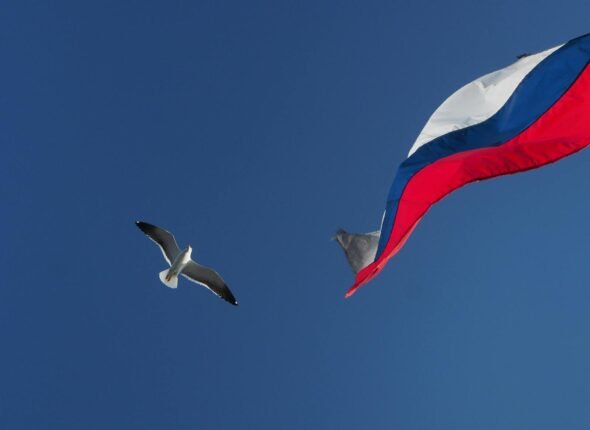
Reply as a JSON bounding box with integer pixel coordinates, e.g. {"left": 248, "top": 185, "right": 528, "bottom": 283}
{"left": 222, "top": 289, "right": 239, "bottom": 306}
{"left": 135, "top": 220, "right": 158, "bottom": 233}
{"left": 226, "top": 294, "right": 239, "bottom": 306}
{"left": 220, "top": 296, "right": 238, "bottom": 306}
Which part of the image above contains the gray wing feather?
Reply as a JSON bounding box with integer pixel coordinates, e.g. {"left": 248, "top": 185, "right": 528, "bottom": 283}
{"left": 182, "top": 261, "right": 238, "bottom": 305}
{"left": 333, "top": 229, "right": 380, "bottom": 274}
{"left": 135, "top": 221, "right": 181, "bottom": 265}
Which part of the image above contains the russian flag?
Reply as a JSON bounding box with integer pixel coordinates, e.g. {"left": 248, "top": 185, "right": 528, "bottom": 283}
{"left": 336, "top": 33, "right": 590, "bottom": 298}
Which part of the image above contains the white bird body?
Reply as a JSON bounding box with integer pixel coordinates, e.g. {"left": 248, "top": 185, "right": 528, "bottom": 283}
{"left": 158, "top": 246, "right": 192, "bottom": 289}
{"left": 167, "top": 246, "right": 192, "bottom": 279}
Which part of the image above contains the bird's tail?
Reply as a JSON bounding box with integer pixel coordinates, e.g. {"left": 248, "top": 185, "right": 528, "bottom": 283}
{"left": 159, "top": 269, "right": 178, "bottom": 289}
{"left": 333, "top": 229, "right": 381, "bottom": 274}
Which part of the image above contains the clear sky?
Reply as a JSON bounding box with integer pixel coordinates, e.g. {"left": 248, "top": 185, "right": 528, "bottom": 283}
{"left": 2, "top": 1, "right": 590, "bottom": 428}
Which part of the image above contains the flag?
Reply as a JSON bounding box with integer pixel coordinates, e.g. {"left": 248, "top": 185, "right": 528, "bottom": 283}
{"left": 339, "top": 33, "right": 590, "bottom": 298}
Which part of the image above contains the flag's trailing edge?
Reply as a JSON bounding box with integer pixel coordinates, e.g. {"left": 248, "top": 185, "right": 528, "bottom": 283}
{"left": 342, "top": 33, "right": 590, "bottom": 298}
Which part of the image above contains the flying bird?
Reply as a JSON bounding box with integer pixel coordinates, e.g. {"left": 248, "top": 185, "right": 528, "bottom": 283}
{"left": 135, "top": 221, "right": 238, "bottom": 305}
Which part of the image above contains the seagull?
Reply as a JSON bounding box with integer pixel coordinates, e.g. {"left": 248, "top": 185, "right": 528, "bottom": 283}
{"left": 135, "top": 221, "right": 238, "bottom": 305}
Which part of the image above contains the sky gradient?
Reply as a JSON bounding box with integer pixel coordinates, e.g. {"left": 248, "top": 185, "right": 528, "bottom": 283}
{"left": 2, "top": 1, "right": 590, "bottom": 428}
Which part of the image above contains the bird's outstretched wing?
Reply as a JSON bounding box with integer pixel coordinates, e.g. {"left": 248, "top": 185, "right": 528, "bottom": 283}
{"left": 135, "top": 221, "right": 181, "bottom": 265}
{"left": 182, "top": 261, "right": 238, "bottom": 306}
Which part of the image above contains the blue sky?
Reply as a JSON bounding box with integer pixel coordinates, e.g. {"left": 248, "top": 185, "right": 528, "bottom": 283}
{"left": 2, "top": 1, "right": 590, "bottom": 428}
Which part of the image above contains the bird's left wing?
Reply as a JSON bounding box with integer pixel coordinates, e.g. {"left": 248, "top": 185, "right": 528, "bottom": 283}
{"left": 135, "top": 221, "right": 181, "bottom": 265}
{"left": 182, "top": 261, "right": 238, "bottom": 306}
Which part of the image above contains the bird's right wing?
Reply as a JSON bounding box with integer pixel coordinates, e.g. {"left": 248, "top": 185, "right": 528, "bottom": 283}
{"left": 182, "top": 261, "right": 238, "bottom": 306}
{"left": 135, "top": 221, "right": 181, "bottom": 265}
